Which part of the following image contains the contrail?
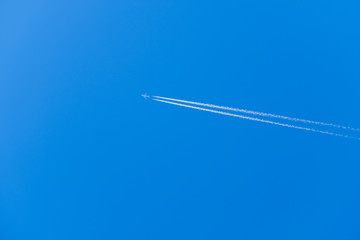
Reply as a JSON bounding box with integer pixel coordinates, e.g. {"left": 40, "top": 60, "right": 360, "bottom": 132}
{"left": 153, "top": 98, "right": 360, "bottom": 140}
{"left": 153, "top": 96, "right": 360, "bottom": 132}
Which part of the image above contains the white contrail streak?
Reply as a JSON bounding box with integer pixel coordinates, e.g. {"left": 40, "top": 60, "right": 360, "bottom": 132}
{"left": 153, "top": 96, "right": 360, "bottom": 132}
{"left": 153, "top": 98, "right": 360, "bottom": 140}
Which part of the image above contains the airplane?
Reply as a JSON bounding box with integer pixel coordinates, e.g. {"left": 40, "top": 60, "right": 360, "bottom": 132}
{"left": 141, "top": 93, "right": 150, "bottom": 99}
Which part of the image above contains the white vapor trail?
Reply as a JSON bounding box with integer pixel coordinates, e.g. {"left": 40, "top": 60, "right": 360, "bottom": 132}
{"left": 153, "top": 98, "right": 360, "bottom": 140}
{"left": 153, "top": 96, "right": 360, "bottom": 132}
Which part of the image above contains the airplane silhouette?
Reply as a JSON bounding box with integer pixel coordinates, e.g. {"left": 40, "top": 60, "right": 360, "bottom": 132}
{"left": 141, "top": 93, "right": 150, "bottom": 99}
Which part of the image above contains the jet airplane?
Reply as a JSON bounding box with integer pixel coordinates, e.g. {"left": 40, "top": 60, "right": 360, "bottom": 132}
{"left": 141, "top": 93, "right": 150, "bottom": 99}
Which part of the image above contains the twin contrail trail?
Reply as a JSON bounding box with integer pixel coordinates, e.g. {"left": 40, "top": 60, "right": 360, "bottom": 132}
{"left": 150, "top": 96, "right": 360, "bottom": 141}
{"left": 153, "top": 96, "right": 360, "bottom": 132}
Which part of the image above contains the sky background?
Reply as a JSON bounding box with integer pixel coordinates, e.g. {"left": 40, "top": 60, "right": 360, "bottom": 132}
{"left": 1, "top": 0, "right": 360, "bottom": 239}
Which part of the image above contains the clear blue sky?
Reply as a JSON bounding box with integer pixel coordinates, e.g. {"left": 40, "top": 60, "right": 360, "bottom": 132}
{"left": 1, "top": 1, "right": 360, "bottom": 239}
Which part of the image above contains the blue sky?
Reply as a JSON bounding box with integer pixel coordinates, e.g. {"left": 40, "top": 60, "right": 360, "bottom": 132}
{"left": 1, "top": 0, "right": 360, "bottom": 239}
